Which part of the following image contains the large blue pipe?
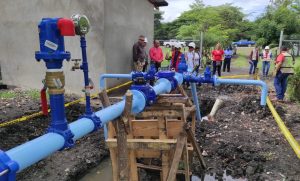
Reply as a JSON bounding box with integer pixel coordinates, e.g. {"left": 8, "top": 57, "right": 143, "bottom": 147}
{"left": 191, "top": 83, "right": 202, "bottom": 121}
{"left": 99, "top": 73, "right": 132, "bottom": 90}
{"left": 214, "top": 77, "right": 268, "bottom": 106}
{"left": 3, "top": 74, "right": 183, "bottom": 174}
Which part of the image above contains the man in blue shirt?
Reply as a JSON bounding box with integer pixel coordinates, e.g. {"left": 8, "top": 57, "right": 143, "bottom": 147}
{"left": 223, "top": 47, "right": 233, "bottom": 72}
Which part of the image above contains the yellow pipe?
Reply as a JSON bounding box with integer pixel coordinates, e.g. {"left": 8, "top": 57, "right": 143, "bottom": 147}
{"left": 266, "top": 97, "right": 300, "bottom": 159}
{"left": 0, "top": 81, "right": 132, "bottom": 128}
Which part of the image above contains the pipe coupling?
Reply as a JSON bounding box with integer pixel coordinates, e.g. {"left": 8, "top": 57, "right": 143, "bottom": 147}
{"left": 45, "top": 72, "right": 65, "bottom": 94}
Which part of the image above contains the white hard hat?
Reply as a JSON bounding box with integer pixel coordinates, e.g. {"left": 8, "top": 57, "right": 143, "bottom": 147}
{"left": 188, "top": 42, "right": 196, "bottom": 48}
{"left": 175, "top": 43, "right": 182, "bottom": 49}
{"left": 144, "top": 37, "right": 148, "bottom": 43}
{"left": 265, "top": 46, "right": 270, "bottom": 50}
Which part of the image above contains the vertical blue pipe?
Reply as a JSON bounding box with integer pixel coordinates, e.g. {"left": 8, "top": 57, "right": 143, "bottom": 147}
{"left": 191, "top": 83, "right": 202, "bottom": 121}
{"left": 214, "top": 78, "right": 268, "bottom": 106}
{"left": 80, "top": 36, "right": 92, "bottom": 115}
{"left": 49, "top": 94, "right": 68, "bottom": 130}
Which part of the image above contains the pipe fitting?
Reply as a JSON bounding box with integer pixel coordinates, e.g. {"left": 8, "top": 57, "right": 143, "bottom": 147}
{"left": 47, "top": 127, "right": 74, "bottom": 149}
{"left": 80, "top": 113, "right": 101, "bottom": 131}
{"left": 0, "top": 150, "right": 19, "bottom": 181}
{"left": 45, "top": 71, "right": 65, "bottom": 94}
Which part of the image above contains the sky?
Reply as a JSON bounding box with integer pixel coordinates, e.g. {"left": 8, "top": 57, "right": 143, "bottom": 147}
{"left": 160, "top": 0, "right": 270, "bottom": 22}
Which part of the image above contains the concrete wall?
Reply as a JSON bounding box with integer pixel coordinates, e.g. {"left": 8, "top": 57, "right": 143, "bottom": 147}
{"left": 104, "top": 0, "right": 154, "bottom": 87}
{"left": 0, "top": 0, "right": 154, "bottom": 94}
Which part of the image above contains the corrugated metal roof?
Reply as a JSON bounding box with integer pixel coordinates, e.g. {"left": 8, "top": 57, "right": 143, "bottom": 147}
{"left": 148, "top": 0, "right": 168, "bottom": 7}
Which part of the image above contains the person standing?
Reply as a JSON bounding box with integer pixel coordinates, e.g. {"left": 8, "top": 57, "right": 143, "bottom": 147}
{"left": 223, "top": 47, "right": 233, "bottom": 72}
{"left": 132, "top": 35, "right": 147, "bottom": 72}
{"left": 273, "top": 46, "right": 295, "bottom": 102}
{"left": 170, "top": 44, "right": 182, "bottom": 71}
{"left": 261, "top": 46, "right": 273, "bottom": 77}
{"left": 149, "top": 40, "right": 164, "bottom": 72}
{"left": 185, "top": 42, "right": 196, "bottom": 72}
{"left": 211, "top": 43, "right": 224, "bottom": 76}
{"left": 193, "top": 46, "right": 202, "bottom": 73}
{"left": 248, "top": 46, "right": 259, "bottom": 74}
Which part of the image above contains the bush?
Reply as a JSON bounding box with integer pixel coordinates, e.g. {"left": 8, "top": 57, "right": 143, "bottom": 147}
{"left": 288, "top": 65, "right": 300, "bottom": 102}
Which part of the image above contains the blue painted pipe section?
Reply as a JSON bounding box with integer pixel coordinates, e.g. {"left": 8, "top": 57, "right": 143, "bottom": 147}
{"left": 99, "top": 74, "right": 132, "bottom": 90}
{"left": 6, "top": 133, "right": 65, "bottom": 172}
{"left": 49, "top": 94, "right": 68, "bottom": 130}
{"left": 191, "top": 83, "right": 202, "bottom": 121}
{"left": 175, "top": 72, "right": 184, "bottom": 85}
{"left": 153, "top": 78, "right": 172, "bottom": 95}
{"left": 214, "top": 77, "right": 268, "bottom": 106}
{"left": 3, "top": 74, "right": 184, "bottom": 175}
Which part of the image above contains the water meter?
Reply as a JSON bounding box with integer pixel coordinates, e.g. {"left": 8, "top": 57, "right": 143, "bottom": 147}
{"left": 71, "top": 14, "right": 90, "bottom": 36}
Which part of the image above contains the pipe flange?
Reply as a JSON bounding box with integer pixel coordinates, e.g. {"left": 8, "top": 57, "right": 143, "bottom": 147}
{"left": 0, "top": 150, "right": 19, "bottom": 181}
{"left": 80, "top": 113, "right": 102, "bottom": 131}
{"left": 47, "top": 128, "right": 74, "bottom": 150}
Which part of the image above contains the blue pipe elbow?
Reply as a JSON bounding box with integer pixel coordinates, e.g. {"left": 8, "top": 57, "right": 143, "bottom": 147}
{"left": 99, "top": 73, "right": 132, "bottom": 90}
{"left": 214, "top": 77, "right": 268, "bottom": 106}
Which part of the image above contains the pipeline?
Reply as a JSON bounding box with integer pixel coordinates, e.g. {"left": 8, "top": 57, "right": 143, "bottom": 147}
{"left": 214, "top": 77, "right": 268, "bottom": 106}
{"left": 0, "top": 81, "right": 132, "bottom": 128}
{"left": 266, "top": 97, "right": 300, "bottom": 159}
{"left": 99, "top": 73, "right": 132, "bottom": 90}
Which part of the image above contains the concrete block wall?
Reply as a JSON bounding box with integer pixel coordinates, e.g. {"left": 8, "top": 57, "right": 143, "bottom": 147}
{"left": 0, "top": 0, "right": 154, "bottom": 94}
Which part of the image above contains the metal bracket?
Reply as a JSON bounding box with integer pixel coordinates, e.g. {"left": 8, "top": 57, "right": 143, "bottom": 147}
{"left": 47, "top": 128, "right": 75, "bottom": 149}
{"left": 80, "top": 113, "right": 102, "bottom": 132}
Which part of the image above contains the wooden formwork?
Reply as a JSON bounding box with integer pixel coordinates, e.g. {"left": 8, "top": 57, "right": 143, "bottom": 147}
{"left": 99, "top": 86, "right": 206, "bottom": 181}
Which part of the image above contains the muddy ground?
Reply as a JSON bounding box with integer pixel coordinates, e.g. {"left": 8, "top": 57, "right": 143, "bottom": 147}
{"left": 0, "top": 88, "right": 109, "bottom": 181}
{"left": 1, "top": 84, "right": 300, "bottom": 181}
{"left": 192, "top": 85, "right": 300, "bottom": 180}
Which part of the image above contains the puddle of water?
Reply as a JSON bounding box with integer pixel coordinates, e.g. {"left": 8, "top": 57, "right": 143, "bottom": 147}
{"left": 79, "top": 157, "right": 113, "bottom": 181}
{"left": 80, "top": 158, "right": 247, "bottom": 181}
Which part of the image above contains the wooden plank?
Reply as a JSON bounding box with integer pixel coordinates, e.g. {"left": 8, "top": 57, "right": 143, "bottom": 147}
{"left": 131, "top": 119, "right": 183, "bottom": 138}
{"left": 137, "top": 110, "right": 182, "bottom": 118}
{"left": 136, "top": 163, "right": 191, "bottom": 175}
{"left": 183, "top": 143, "right": 190, "bottom": 181}
{"left": 157, "top": 97, "right": 189, "bottom": 104}
{"left": 118, "top": 91, "right": 132, "bottom": 181}
{"left": 99, "top": 90, "right": 118, "bottom": 181}
{"left": 106, "top": 138, "right": 177, "bottom": 150}
{"left": 167, "top": 133, "right": 187, "bottom": 181}
{"left": 184, "top": 123, "right": 206, "bottom": 170}
{"left": 177, "top": 86, "right": 193, "bottom": 106}
{"left": 135, "top": 150, "right": 161, "bottom": 158}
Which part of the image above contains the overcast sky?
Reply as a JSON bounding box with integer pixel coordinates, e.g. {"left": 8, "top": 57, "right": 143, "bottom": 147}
{"left": 160, "top": 0, "right": 270, "bottom": 22}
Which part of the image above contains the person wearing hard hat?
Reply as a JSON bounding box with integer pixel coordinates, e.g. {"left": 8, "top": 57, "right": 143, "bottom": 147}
{"left": 149, "top": 40, "right": 164, "bottom": 72}
{"left": 185, "top": 42, "right": 196, "bottom": 72}
{"left": 211, "top": 43, "right": 224, "bottom": 76}
{"left": 170, "top": 43, "right": 182, "bottom": 71}
{"left": 273, "top": 46, "right": 295, "bottom": 102}
{"left": 261, "top": 46, "right": 273, "bottom": 77}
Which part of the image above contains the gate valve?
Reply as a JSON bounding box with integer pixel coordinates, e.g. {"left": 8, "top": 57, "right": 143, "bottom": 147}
{"left": 40, "top": 80, "right": 48, "bottom": 116}
{"left": 71, "top": 59, "right": 81, "bottom": 71}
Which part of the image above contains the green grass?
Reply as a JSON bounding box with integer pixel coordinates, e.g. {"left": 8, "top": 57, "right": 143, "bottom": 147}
{"left": 0, "top": 91, "right": 17, "bottom": 99}
{"left": 24, "top": 89, "right": 40, "bottom": 100}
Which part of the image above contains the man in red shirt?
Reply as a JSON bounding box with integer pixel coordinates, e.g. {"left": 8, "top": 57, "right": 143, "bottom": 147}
{"left": 149, "top": 40, "right": 164, "bottom": 72}
{"left": 273, "top": 46, "right": 294, "bottom": 101}
{"left": 211, "top": 43, "right": 224, "bottom": 76}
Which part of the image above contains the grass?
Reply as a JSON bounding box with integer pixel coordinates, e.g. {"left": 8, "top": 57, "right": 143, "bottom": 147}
{"left": 0, "top": 89, "right": 40, "bottom": 100}
{"left": 0, "top": 91, "right": 17, "bottom": 99}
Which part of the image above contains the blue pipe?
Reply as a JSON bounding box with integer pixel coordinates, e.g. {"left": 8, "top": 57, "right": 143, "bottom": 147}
{"left": 3, "top": 74, "right": 183, "bottom": 174}
{"left": 153, "top": 78, "right": 172, "bottom": 95}
{"left": 191, "top": 83, "right": 202, "bottom": 121}
{"left": 214, "top": 77, "right": 268, "bottom": 106}
{"left": 99, "top": 73, "right": 132, "bottom": 90}
{"left": 80, "top": 36, "right": 93, "bottom": 115}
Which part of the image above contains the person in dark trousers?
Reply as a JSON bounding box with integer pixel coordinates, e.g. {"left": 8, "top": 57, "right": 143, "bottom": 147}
{"left": 248, "top": 46, "right": 259, "bottom": 74}
{"left": 211, "top": 43, "right": 224, "bottom": 76}
{"left": 223, "top": 47, "right": 233, "bottom": 72}
{"left": 132, "top": 35, "right": 147, "bottom": 72}
{"left": 273, "top": 46, "right": 295, "bottom": 102}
